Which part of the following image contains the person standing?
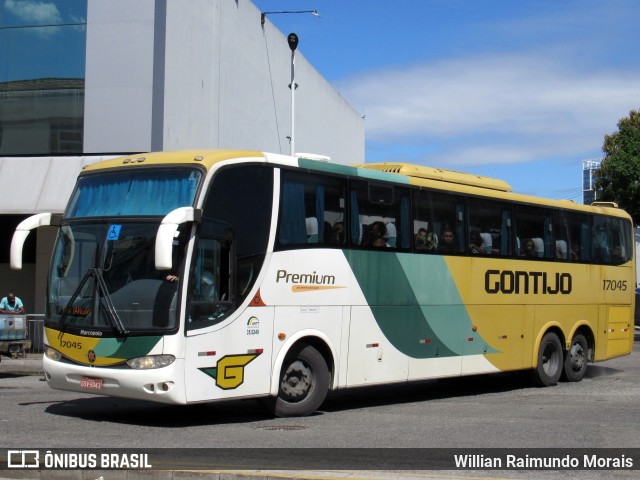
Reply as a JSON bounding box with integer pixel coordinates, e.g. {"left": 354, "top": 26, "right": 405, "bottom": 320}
{"left": 0, "top": 293, "right": 25, "bottom": 314}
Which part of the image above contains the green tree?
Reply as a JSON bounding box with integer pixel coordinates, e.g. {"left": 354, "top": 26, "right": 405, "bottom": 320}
{"left": 595, "top": 109, "right": 640, "bottom": 224}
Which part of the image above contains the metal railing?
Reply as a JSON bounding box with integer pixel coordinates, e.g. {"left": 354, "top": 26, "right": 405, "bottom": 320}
{"left": 26, "top": 314, "right": 45, "bottom": 354}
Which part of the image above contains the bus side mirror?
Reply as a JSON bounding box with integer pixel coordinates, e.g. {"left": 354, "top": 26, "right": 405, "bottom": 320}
{"left": 155, "top": 207, "right": 201, "bottom": 270}
{"left": 11, "top": 213, "right": 59, "bottom": 270}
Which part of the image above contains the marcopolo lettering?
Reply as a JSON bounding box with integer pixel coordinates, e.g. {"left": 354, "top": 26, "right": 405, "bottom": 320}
{"left": 485, "top": 269, "right": 572, "bottom": 295}
{"left": 276, "top": 269, "right": 336, "bottom": 285}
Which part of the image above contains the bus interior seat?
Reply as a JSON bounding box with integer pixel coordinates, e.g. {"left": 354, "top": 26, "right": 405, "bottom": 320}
{"left": 531, "top": 237, "right": 544, "bottom": 257}
{"left": 385, "top": 222, "right": 397, "bottom": 247}
{"left": 305, "top": 217, "right": 318, "bottom": 243}
{"left": 480, "top": 232, "right": 492, "bottom": 254}
{"left": 555, "top": 240, "right": 568, "bottom": 259}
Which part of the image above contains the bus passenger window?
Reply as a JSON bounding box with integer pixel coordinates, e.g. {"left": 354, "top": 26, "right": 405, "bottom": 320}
{"left": 591, "top": 216, "right": 633, "bottom": 265}
{"left": 555, "top": 211, "right": 591, "bottom": 263}
{"left": 513, "top": 206, "right": 551, "bottom": 259}
{"left": 467, "top": 200, "right": 510, "bottom": 256}
{"left": 350, "top": 181, "right": 411, "bottom": 250}
{"left": 413, "top": 190, "right": 463, "bottom": 255}
{"left": 276, "top": 171, "right": 346, "bottom": 249}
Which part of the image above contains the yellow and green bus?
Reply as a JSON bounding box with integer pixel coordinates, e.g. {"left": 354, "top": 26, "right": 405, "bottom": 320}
{"left": 11, "top": 150, "right": 635, "bottom": 417}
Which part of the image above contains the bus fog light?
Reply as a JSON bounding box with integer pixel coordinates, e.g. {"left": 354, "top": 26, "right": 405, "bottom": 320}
{"left": 158, "top": 381, "right": 173, "bottom": 392}
{"left": 45, "top": 347, "right": 62, "bottom": 362}
{"left": 127, "top": 355, "right": 175, "bottom": 370}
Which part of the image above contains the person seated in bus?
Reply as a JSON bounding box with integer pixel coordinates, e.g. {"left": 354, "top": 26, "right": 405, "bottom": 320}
{"left": 570, "top": 244, "right": 582, "bottom": 261}
{"left": 415, "top": 228, "right": 436, "bottom": 252}
{"left": 330, "top": 221, "right": 345, "bottom": 244}
{"left": 438, "top": 229, "right": 457, "bottom": 253}
{"left": 469, "top": 229, "right": 489, "bottom": 254}
{"left": 520, "top": 238, "right": 538, "bottom": 258}
{"left": 365, "top": 221, "right": 388, "bottom": 247}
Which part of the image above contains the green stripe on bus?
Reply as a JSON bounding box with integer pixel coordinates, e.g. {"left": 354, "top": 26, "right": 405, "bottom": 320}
{"left": 297, "top": 158, "right": 410, "bottom": 184}
{"left": 346, "top": 250, "right": 497, "bottom": 358}
{"left": 93, "top": 336, "right": 162, "bottom": 359}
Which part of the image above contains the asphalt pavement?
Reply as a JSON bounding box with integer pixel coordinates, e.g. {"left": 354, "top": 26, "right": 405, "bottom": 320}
{"left": 1, "top": 329, "right": 639, "bottom": 480}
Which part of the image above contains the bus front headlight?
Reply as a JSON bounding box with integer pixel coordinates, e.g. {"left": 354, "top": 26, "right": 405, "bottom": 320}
{"left": 126, "top": 355, "right": 175, "bottom": 370}
{"left": 45, "top": 346, "right": 62, "bottom": 362}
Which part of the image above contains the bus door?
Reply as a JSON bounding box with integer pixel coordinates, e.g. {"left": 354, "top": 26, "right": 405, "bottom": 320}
{"left": 182, "top": 224, "right": 275, "bottom": 403}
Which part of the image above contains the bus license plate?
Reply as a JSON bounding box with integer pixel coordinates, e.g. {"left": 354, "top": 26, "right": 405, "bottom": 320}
{"left": 80, "top": 377, "right": 103, "bottom": 390}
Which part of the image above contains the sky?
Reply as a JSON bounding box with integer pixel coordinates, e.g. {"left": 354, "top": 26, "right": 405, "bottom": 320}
{"left": 253, "top": 0, "right": 640, "bottom": 201}
{"left": 0, "top": 0, "right": 86, "bottom": 81}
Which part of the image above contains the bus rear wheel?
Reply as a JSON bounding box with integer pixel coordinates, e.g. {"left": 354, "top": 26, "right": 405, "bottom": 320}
{"left": 531, "top": 332, "right": 563, "bottom": 387}
{"left": 561, "top": 334, "right": 588, "bottom": 382}
{"left": 263, "top": 343, "right": 329, "bottom": 417}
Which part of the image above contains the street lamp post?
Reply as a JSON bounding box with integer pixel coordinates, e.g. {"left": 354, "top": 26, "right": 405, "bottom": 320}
{"left": 260, "top": 9, "right": 319, "bottom": 156}
{"left": 288, "top": 33, "right": 298, "bottom": 156}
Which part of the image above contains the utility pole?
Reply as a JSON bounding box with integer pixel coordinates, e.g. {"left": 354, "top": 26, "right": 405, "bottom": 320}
{"left": 287, "top": 33, "right": 298, "bottom": 156}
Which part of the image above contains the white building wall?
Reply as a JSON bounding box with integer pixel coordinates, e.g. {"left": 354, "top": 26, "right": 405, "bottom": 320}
{"left": 83, "top": 0, "right": 157, "bottom": 153}
{"left": 161, "top": 0, "right": 224, "bottom": 151}
{"left": 84, "top": 0, "right": 364, "bottom": 163}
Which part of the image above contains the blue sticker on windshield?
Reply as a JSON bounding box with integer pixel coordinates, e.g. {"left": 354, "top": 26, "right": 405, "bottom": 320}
{"left": 107, "top": 225, "right": 122, "bottom": 241}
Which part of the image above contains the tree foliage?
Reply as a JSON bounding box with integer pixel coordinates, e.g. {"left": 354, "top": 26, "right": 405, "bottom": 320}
{"left": 595, "top": 109, "right": 640, "bottom": 224}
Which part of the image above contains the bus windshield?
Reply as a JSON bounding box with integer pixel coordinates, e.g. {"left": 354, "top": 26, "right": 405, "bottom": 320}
{"left": 48, "top": 222, "right": 185, "bottom": 334}
{"left": 66, "top": 168, "right": 202, "bottom": 218}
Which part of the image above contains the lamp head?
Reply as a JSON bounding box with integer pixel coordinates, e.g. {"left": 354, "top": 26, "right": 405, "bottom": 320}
{"left": 288, "top": 32, "right": 299, "bottom": 51}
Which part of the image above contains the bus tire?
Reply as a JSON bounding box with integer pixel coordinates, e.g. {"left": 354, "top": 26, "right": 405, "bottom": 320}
{"left": 531, "top": 332, "right": 563, "bottom": 387}
{"left": 263, "top": 343, "right": 329, "bottom": 417}
{"left": 561, "top": 334, "right": 588, "bottom": 382}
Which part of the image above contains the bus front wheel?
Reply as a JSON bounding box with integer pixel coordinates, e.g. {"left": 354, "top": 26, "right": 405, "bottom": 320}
{"left": 561, "top": 334, "right": 588, "bottom": 382}
{"left": 531, "top": 332, "right": 563, "bottom": 387}
{"left": 263, "top": 343, "right": 329, "bottom": 417}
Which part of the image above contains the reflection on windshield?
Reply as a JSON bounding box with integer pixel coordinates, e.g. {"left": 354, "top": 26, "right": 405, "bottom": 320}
{"left": 49, "top": 223, "right": 184, "bottom": 333}
{"left": 187, "top": 221, "right": 234, "bottom": 329}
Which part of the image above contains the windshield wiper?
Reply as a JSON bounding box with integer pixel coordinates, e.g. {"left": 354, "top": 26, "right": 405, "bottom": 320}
{"left": 59, "top": 268, "right": 129, "bottom": 336}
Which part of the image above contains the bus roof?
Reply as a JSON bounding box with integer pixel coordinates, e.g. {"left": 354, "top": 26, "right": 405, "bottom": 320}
{"left": 79, "top": 149, "right": 631, "bottom": 221}
{"left": 355, "top": 162, "right": 513, "bottom": 192}
{"left": 81, "top": 149, "right": 265, "bottom": 172}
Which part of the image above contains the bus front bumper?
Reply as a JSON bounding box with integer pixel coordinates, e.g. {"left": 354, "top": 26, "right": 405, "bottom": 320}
{"left": 43, "top": 355, "right": 187, "bottom": 405}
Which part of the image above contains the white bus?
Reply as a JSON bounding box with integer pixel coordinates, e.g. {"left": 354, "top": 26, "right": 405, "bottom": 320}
{"left": 11, "top": 150, "right": 635, "bottom": 416}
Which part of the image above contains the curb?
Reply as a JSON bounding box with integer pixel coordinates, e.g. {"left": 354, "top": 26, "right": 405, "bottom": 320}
{"left": 0, "top": 353, "right": 43, "bottom": 376}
